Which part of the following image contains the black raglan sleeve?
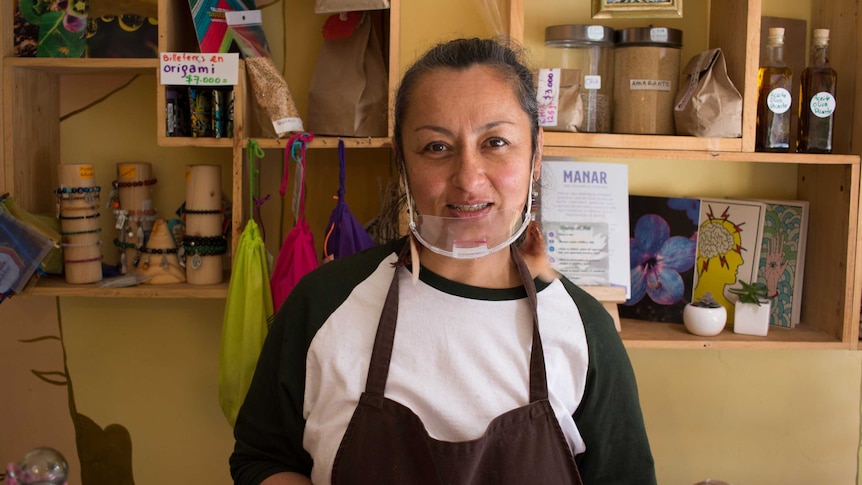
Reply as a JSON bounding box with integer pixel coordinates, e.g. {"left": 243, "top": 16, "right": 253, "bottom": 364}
{"left": 562, "top": 279, "right": 657, "bottom": 484}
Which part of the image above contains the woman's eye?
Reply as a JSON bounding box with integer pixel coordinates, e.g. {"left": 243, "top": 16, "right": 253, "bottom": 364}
{"left": 424, "top": 142, "right": 447, "bottom": 153}
{"left": 487, "top": 138, "right": 507, "bottom": 148}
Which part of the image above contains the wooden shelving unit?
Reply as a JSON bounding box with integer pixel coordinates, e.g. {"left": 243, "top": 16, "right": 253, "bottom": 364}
{"left": 511, "top": 0, "right": 862, "bottom": 349}
{"left": 0, "top": 1, "right": 401, "bottom": 300}
{"left": 2, "top": 0, "right": 859, "bottom": 350}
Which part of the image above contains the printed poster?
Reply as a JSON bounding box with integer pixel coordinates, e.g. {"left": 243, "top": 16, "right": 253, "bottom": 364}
{"left": 539, "top": 158, "right": 630, "bottom": 298}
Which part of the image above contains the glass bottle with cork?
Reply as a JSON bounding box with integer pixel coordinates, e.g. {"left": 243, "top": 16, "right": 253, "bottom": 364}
{"left": 756, "top": 27, "right": 792, "bottom": 152}
{"left": 798, "top": 28, "right": 837, "bottom": 153}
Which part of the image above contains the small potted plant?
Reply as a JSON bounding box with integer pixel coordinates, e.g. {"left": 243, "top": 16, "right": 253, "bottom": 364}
{"left": 729, "top": 280, "right": 771, "bottom": 336}
{"left": 683, "top": 292, "right": 727, "bottom": 337}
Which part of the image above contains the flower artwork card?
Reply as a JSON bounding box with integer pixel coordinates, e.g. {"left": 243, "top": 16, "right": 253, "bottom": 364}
{"left": 692, "top": 198, "right": 766, "bottom": 324}
{"left": 619, "top": 195, "right": 699, "bottom": 323}
{"left": 753, "top": 200, "right": 809, "bottom": 328}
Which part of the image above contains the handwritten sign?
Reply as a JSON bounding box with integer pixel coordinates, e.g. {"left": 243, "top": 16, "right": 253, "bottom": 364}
{"left": 536, "top": 68, "right": 561, "bottom": 127}
{"left": 160, "top": 52, "right": 239, "bottom": 86}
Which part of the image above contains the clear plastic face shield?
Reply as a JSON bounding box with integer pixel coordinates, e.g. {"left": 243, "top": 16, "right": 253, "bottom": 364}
{"left": 403, "top": 155, "right": 536, "bottom": 260}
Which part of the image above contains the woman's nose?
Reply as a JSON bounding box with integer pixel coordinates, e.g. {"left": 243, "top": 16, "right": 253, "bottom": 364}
{"left": 452, "top": 149, "right": 487, "bottom": 191}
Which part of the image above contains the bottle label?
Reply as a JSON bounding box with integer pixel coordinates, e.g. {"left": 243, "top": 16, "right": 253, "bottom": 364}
{"left": 810, "top": 92, "right": 836, "bottom": 118}
{"left": 767, "top": 88, "right": 791, "bottom": 114}
{"left": 584, "top": 75, "right": 601, "bottom": 90}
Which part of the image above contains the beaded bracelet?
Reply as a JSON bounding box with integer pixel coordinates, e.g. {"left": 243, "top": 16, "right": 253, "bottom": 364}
{"left": 183, "top": 247, "right": 226, "bottom": 270}
{"left": 58, "top": 212, "right": 100, "bottom": 220}
{"left": 61, "top": 227, "right": 102, "bottom": 236}
{"left": 113, "top": 208, "right": 158, "bottom": 218}
{"left": 64, "top": 255, "right": 103, "bottom": 264}
{"left": 139, "top": 247, "right": 179, "bottom": 255}
{"left": 61, "top": 240, "right": 102, "bottom": 248}
{"left": 113, "top": 238, "right": 138, "bottom": 250}
{"left": 58, "top": 204, "right": 100, "bottom": 212}
{"left": 54, "top": 186, "right": 102, "bottom": 196}
{"left": 183, "top": 208, "right": 224, "bottom": 215}
{"left": 112, "top": 178, "right": 158, "bottom": 189}
{"left": 182, "top": 235, "right": 227, "bottom": 247}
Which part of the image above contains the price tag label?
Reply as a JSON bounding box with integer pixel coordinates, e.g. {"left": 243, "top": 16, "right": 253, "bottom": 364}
{"left": 537, "top": 68, "right": 561, "bottom": 127}
{"left": 160, "top": 52, "right": 239, "bottom": 86}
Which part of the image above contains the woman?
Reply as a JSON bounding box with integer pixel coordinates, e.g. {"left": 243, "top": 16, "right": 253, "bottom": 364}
{"left": 231, "top": 37, "right": 656, "bottom": 484}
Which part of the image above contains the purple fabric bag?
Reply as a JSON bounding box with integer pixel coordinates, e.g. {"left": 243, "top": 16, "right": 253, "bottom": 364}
{"left": 323, "top": 140, "right": 376, "bottom": 260}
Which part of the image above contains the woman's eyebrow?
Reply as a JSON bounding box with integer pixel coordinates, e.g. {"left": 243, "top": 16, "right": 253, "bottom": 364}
{"left": 413, "top": 120, "right": 515, "bottom": 135}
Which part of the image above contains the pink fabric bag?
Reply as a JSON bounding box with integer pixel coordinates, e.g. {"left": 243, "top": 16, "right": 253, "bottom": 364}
{"left": 270, "top": 132, "right": 319, "bottom": 311}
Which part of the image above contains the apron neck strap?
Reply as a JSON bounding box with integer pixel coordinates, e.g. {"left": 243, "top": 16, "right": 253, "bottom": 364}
{"left": 364, "top": 244, "right": 549, "bottom": 402}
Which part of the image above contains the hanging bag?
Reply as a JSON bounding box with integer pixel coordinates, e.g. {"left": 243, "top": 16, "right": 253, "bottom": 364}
{"left": 323, "top": 140, "right": 376, "bottom": 261}
{"left": 219, "top": 218, "right": 273, "bottom": 427}
{"left": 270, "top": 132, "right": 319, "bottom": 311}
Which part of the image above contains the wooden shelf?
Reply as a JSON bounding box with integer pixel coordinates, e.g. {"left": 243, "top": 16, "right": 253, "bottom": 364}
{"left": 253, "top": 136, "right": 393, "bottom": 150}
{"left": 24, "top": 275, "right": 229, "bottom": 299}
{"left": 543, "top": 145, "right": 861, "bottom": 165}
{"left": 543, "top": 132, "right": 744, "bottom": 152}
{"left": 3, "top": 57, "right": 157, "bottom": 73}
{"left": 620, "top": 319, "right": 845, "bottom": 350}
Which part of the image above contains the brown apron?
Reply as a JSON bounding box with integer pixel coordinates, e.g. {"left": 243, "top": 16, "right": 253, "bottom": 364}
{"left": 331, "top": 248, "right": 584, "bottom": 484}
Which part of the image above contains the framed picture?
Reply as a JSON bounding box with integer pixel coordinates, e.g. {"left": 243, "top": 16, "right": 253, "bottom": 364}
{"left": 592, "top": 0, "right": 683, "bottom": 19}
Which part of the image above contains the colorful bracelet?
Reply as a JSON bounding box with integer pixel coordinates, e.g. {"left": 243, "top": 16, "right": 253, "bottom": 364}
{"left": 58, "top": 212, "right": 100, "bottom": 220}
{"left": 61, "top": 228, "right": 102, "bottom": 236}
{"left": 54, "top": 186, "right": 101, "bottom": 196}
{"left": 64, "top": 255, "right": 103, "bottom": 264}
{"left": 61, "top": 240, "right": 102, "bottom": 248}
{"left": 112, "top": 178, "right": 158, "bottom": 189}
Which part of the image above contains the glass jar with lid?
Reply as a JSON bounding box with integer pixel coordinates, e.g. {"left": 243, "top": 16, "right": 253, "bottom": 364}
{"left": 542, "top": 24, "right": 615, "bottom": 133}
{"left": 613, "top": 26, "right": 682, "bottom": 135}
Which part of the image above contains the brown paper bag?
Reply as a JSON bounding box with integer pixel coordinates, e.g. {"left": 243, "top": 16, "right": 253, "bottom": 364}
{"left": 307, "top": 12, "right": 388, "bottom": 137}
{"left": 674, "top": 48, "right": 743, "bottom": 138}
{"left": 544, "top": 68, "right": 584, "bottom": 133}
{"left": 314, "top": 0, "right": 389, "bottom": 14}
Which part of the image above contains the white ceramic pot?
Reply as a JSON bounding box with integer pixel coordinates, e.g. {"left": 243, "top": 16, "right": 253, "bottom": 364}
{"left": 733, "top": 301, "right": 771, "bottom": 336}
{"left": 683, "top": 304, "right": 727, "bottom": 337}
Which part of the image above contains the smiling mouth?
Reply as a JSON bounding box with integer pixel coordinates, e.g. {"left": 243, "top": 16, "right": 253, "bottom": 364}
{"left": 448, "top": 202, "right": 491, "bottom": 212}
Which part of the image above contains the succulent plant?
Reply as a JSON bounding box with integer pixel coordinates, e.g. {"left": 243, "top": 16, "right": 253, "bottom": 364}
{"left": 729, "top": 281, "right": 769, "bottom": 306}
{"left": 690, "top": 292, "right": 721, "bottom": 309}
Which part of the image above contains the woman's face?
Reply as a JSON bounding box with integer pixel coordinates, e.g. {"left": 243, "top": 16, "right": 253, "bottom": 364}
{"left": 400, "top": 65, "right": 539, "bottom": 224}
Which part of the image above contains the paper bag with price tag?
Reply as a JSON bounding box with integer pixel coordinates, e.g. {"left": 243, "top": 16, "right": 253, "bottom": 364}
{"left": 536, "top": 68, "right": 584, "bottom": 133}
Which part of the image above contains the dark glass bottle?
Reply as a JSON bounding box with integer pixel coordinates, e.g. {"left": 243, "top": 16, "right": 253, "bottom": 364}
{"left": 798, "top": 29, "right": 837, "bottom": 153}
{"left": 756, "top": 27, "right": 792, "bottom": 152}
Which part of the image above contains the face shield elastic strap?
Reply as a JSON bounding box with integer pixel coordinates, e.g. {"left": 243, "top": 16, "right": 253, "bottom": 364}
{"left": 402, "top": 155, "right": 536, "bottom": 260}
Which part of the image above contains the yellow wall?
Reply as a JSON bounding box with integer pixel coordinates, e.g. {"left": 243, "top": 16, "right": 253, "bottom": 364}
{"left": 4, "top": 0, "right": 860, "bottom": 484}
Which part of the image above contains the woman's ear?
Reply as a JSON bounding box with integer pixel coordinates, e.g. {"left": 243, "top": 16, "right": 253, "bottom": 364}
{"left": 533, "top": 128, "right": 544, "bottom": 182}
